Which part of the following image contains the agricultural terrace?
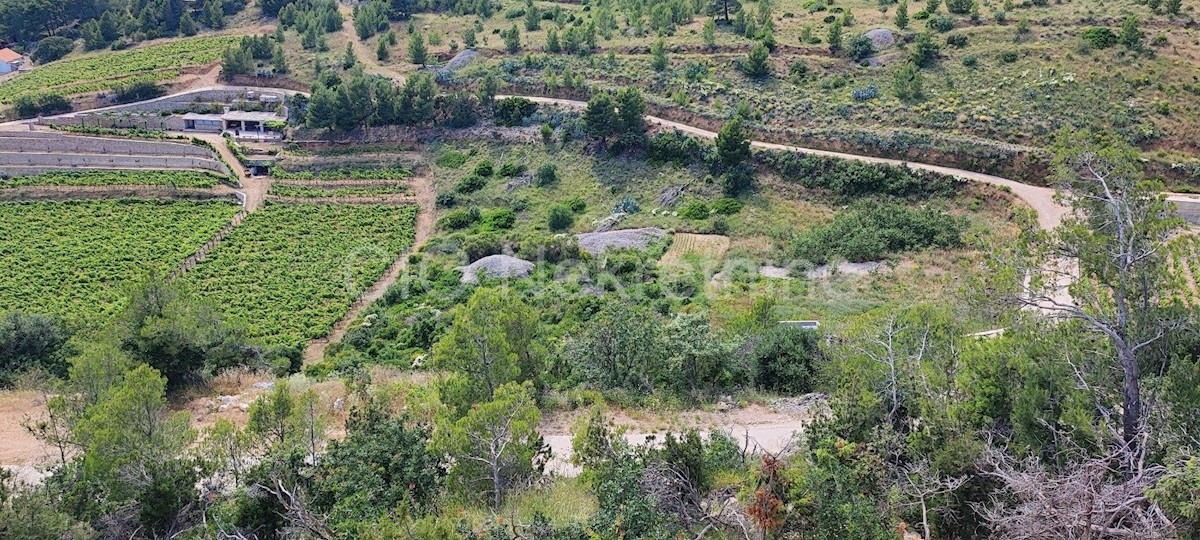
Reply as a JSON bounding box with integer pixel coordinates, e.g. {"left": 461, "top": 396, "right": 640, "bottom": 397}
{"left": 179, "top": 202, "right": 418, "bottom": 347}
{"left": 268, "top": 183, "right": 413, "bottom": 197}
{"left": 0, "top": 170, "right": 224, "bottom": 189}
{"left": 0, "top": 35, "right": 237, "bottom": 104}
{"left": 0, "top": 199, "right": 240, "bottom": 325}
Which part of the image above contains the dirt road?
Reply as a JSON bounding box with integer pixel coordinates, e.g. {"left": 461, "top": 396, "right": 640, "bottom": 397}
{"left": 501, "top": 95, "right": 1072, "bottom": 230}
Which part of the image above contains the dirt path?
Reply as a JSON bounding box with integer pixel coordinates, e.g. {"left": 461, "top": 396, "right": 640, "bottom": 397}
{"left": 301, "top": 171, "right": 436, "bottom": 364}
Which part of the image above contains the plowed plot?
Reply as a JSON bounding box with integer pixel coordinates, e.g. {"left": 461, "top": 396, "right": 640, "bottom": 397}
{"left": 660, "top": 233, "right": 731, "bottom": 265}
{"left": 0, "top": 200, "right": 239, "bottom": 324}
{"left": 180, "top": 202, "right": 418, "bottom": 347}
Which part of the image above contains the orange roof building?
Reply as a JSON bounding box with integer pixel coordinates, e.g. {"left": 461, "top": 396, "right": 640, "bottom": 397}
{"left": 0, "top": 48, "right": 24, "bottom": 73}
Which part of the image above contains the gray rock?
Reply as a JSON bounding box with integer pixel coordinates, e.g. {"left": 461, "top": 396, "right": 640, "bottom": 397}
{"left": 459, "top": 254, "right": 536, "bottom": 283}
{"left": 576, "top": 227, "right": 667, "bottom": 255}
{"left": 251, "top": 381, "right": 275, "bottom": 390}
{"left": 864, "top": 28, "right": 897, "bottom": 49}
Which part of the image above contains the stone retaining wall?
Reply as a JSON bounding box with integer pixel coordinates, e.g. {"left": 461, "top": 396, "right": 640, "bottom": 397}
{"left": 0, "top": 135, "right": 212, "bottom": 157}
{"left": 0, "top": 152, "right": 228, "bottom": 174}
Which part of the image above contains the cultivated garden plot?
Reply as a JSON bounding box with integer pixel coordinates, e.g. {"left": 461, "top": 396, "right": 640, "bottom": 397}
{"left": 0, "top": 35, "right": 237, "bottom": 104}
{"left": 0, "top": 199, "right": 240, "bottom": 324}
{"left": 0, "top": 170, "right": 224, "bottom": 189}
{"left": 179, "top": 202, "right": 418, "bottom": 347}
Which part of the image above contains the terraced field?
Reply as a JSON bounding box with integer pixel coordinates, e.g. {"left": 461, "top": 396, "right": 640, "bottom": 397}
{"left": 0, "top": 199, "right": 240, "bottom": 324}
{"left": 179, "top": 202, "right": 418, "bottom": 347}
{"left": 0, "top": 170, "right": 224, "bottom": 188}
{"left": 0, "top": 36, "right": 237, "bottom": 104}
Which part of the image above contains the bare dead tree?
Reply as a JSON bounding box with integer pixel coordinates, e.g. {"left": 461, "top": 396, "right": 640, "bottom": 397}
{"left": 260, "top": 478, "right": 335, "bottom": 540}
{"left": 849, "top": 314, "right": 931, "bottom": 430}
{"left": 897, "top": 460, "right": 968, "bottom": 540}
{"left": 975, "top": 432, "right": 1175, "bottom": 540}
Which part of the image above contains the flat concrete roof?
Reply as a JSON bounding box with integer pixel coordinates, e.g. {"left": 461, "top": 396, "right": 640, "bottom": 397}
{"left": 182, "top": 113, "right": 223, "bottom": 121}
{"left": 221, "top": 111, "right": 284, "bottom": 122}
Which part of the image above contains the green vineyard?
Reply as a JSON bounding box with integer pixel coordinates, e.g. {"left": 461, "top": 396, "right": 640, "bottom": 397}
{"left": 0, "top": 199, "right": 240, "bottom": 324}
{"left": 179, "top": 202, "right": 418, "bottom": 346}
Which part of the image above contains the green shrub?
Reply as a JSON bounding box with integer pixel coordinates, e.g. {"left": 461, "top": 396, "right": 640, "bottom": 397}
{"left": 678, "top": 201, "right": 711, "bottom": 220}
{"left": 462, "top": 233, "right": 502, "bottom": 261}
{"left": 455, "top": 174, "right": 487, "bottom": 194}
{"left": 494, "top": 97, "right": 537, "bottom": 126}
{"left": 1080, "top": 27, "right": 1117, "bottom": 49}
{"left": 436, "top": 150, "right": 470, "bottom": 168}
{"left": 787, "top": 202, "right": 964, "bottom": 263}
{"left": 567, "top": 197, "right": 587, "bottom": 213}
{"left": 473, "top": 159, "right": 495, "bottom": 177}
{"left": 438, "top": 208, "right": 478, "bottom": 230}
{"left": 927, "top": 13, "right": 954, "bottom": 32}
{"left": 712, "top": 198, "right": 743, "bottom": 215}
{"left": 759, "top": 150, "right": 960, "bottom": 198}
{"left": 535, "top": 163, "right": 558, "bottom": 186}
{"left": 999, "top": 50, "right": 1019, "bottom": 63}
{"left": 498, "top": 162, "right": 526, "bottom": 177}
{"left": 436, "top": 192, "right": 457, "bottom": 207}
{"left": 752, "top": 325, "right": 824, "bottom": 394}
{"left": 547, "top": 204, "right": 574, "bottom": 231}
{"left": 962, "top": 54, "right": 978, "bottom": 66}
{"left": 945, "top": 34, "right": 968, "bottom": 48}
{"left": 32, "top": 36, "right": 73, "bottom": 64}
{"left": 481, "top": 208, "right": 516, "bottom": 230}
{"left": 13, "top": 94, "right": 71, "bottom": 119}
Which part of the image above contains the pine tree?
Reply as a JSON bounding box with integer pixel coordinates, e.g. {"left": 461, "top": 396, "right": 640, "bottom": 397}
{"left": 546, "top": 28, "right": 561, "bottom": 52}
{"left": 272, "top": 45, "right": 288, "bottom": 73}
{"left": 650, "top": 39, "right": 668, "bottom": 71}
{"left": 827, "top": 20, "right": 843, "bottom": 52}
{"left": 342, "top": 42, "right": 357, "bottom": 69}
{"left": 204, "top": 0, "right": 225, "bottom": 29}
{"left": 742, "top": 41, "right": 770, "bottom": 77}
{"left": 583, "top": 92, "right": 620, "bottom": 144}
{"left": 702, "top": 18, "right": 717, "bottom": 48}
{"left": 377, "top": 38, "right": 389, "bottom": 60}
{"left": 894, "top": 1, "right": 909, "bottom": 29}
{"left": 523, "top": 0, "right": 540, "bottom": 31}
{"left": 893, "top": 61, "right": 923, "bottom": 100}
{"left": 408, "top": 31, "right": 428, "bottom": 65}
{"left": 502, "top": 24, "right": 521, "bottom": 53}
{"left": 716, "top": 116, "right": 751, "bottom": 169}
{"left": 179, "top": 11, "right": 197, "bottom": 36}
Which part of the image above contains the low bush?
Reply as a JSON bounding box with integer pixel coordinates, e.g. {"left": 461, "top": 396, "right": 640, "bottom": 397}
{"left": 13, "top": 94, "right": 71, "bottom": 119}
{"left": 455, "top": 174, "right": 487, "bottom": 194}
{"left": 547, "top": 204, "right": 574, "bottom": 231}
{"left": 113, "top": 81, "right": 165, "bottom": 104}
{"left": 712, "top": 198, "right": 743, "bottom": 215}
{"left": 463, "top": 233, "right": 502, "bottom": 262}
{"left": 494, "top": 97, "right": 537, "bottom": 126}
{"left": 438, "top": 208, "right": 479, "bottom": 230}
{"left": 787, "top": 202, "right": 964, "bottom": 263}
{"left": 481, "top": 208, "right": 516, "bottom": 230}
{"left": 473, "top": 160, "right": 494, "bottom": 177}
{"left": 646, "top": 130, "right": 714, "bottom": 167}
{"left": 757, "top": 150, "right": 961, "bottom": 199}
{"left": 32, "top": 36, "right": 73, "bottom": 64}
{"left": 1080, "top": 27, "right": 1118, "bottom": 49}
{"left": 945, "top": 34, "right": 968, "bottom": 48}
{"left": 678, "top": 201, "right": 710, "bottom": 220}
{"left": 999, "top": 50, "right": 1019, "bottom": 63}
{"left": 535, "top": 163, "right": 558, "bottom": 186}
{"left": 498, "top": 162, "right": 526, "bottom": 177}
